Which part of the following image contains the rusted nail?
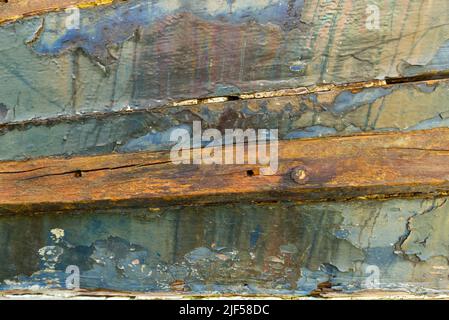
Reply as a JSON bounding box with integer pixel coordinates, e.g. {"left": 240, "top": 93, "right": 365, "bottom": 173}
{"left": 291, "top": 166, "right": 309, "bottom": 184}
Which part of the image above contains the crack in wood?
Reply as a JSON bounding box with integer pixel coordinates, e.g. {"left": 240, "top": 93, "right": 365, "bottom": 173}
{"left": 1, "top": 73, "right": 449, "bottom": 132}
{"left": 20, "top": 159, "right": 173, "bottom": 181}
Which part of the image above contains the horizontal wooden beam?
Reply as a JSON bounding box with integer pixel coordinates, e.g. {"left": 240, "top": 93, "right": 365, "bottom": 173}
{"left": 2, "top": 128, "right": 449, "bottom": 213}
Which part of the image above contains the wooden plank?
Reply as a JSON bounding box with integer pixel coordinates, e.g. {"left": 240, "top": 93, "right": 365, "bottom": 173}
{"left": 2, "top": 78, "right": 449, "bottom": 161}
{"left": 2, "top": 128, "right": 449, "bottom": 212}
{"left": 0, "top": 198, "right": 447, "bottom": 294}
{"left": 2, "top": 0, "right": 449, "bottom": 123}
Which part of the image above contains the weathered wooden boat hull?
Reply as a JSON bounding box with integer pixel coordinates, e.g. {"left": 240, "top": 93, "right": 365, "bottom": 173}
{"left": 2, "top": 0, "right": 449, "bottom": 298}
{"left": 1, "top": 198, "right": 449, "bottom": 295}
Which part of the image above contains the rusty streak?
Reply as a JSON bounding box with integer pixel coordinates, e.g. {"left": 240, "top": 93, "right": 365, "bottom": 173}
{"left": 0, "top": 0, "right": 116, "bottom": 25}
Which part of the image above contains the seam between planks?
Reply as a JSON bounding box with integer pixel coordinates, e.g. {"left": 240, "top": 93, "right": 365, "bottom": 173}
{"left": 2, "top": 72, "right": 449, "bottom": 131}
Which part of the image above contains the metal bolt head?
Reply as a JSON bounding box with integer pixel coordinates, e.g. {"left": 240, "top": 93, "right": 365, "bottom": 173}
{"left": 291, "top": 166, "right": 309, "bottom": 184}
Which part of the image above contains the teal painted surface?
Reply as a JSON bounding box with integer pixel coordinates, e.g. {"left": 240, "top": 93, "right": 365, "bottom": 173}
{"left": 1, "top": 79, "right": 449, "bottom": 160}
{"left": 1, "top": 0, "right": 449, "bottom": 296}
{"left": 1, "top": 0, "right": 449, "bottom": 124}
{"left": 0, "top": 0, "right": 306, "bottom": 123}
{"left": 1, "top": 0, "right": 449, "bottom": 163}
{"left": 1, "top": 198, "right": 449, "bottom": 294}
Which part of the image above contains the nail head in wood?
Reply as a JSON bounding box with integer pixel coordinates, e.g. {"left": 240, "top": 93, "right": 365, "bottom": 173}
{"left": 291, "top": 166, "right": 309, "bottom": 184}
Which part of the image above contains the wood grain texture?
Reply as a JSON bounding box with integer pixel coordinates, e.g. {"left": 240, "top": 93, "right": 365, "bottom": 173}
{"left": 1, "top": 78, "right": 449, "bottom": 161}
{"left": 3, "top": 0, "right": 449, "bottom": 297}
{"left": 2, "top": 128, "right": 449, "bottom": 212}
{"left": 2, "top": 0, "right": 449, "bottom": 123}
{"left": 0, "top": 198, "right": 448, "bottom": 294}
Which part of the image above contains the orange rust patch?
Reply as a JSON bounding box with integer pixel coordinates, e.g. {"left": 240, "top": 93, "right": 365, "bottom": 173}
{"left": 0, "top": 0, "right": 116, "bottom": 25}
{"left": 2, "top": 128, "right": 449, "bottom": 213}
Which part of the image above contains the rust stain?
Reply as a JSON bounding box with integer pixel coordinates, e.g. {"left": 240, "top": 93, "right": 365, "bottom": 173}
{"left": 0, "top": 0, "right": 116, "bottom": 25}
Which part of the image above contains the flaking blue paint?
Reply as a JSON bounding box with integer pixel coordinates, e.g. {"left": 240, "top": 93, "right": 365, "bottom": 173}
{"left": 33, "top": 0, "right": 305, "bottom": 61}
{"left": 332, "top": 87, "right": 393, "bottom": 115}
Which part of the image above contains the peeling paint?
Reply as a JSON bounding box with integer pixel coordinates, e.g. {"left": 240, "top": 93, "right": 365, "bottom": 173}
{"left": 1, "top": 199, "right": 449, "bottom": 294}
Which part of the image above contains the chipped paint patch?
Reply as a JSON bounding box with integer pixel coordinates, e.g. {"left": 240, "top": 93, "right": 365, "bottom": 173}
{"left": 50, "top": 228, "right": 65, "bottom": 243}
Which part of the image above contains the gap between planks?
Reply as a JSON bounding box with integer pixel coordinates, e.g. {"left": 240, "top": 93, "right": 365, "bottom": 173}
{"left": 2, "top": 72, "right": 449, "bottom": 131}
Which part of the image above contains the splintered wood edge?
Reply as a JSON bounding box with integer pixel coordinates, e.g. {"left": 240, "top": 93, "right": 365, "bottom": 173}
{"left": 0, "top": 288, "right": 448, "bottom": 300}
{"left": 2, "top": 128, "right": 449, "bottom": 213}
{"left": 0, "top": 0, "right": 116, "bottom": 25}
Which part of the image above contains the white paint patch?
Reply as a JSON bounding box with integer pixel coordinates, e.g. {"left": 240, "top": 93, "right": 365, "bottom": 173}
{"left": 38, "top": 245, "right": 64, "bottom": 270}
{"left": 233, "top": 0, "right": 274, "bottom": 12}
{"left": 50, "top": 228, "right": 65, "bottom": 243}
{"left": 156, "top": 0, "right": 181, "bottom": 12}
